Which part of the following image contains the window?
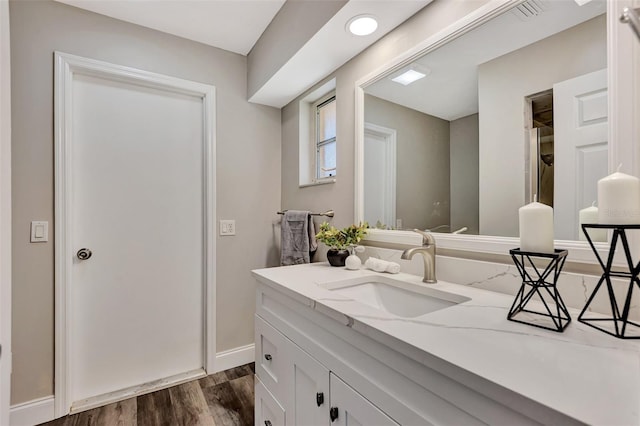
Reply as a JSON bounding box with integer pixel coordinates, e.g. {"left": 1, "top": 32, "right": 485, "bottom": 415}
{"left": 315, "top": 94, "right": 336, "bottom": 180}
{"left": 298, "top": 79, "right": 336, "bottom": 187}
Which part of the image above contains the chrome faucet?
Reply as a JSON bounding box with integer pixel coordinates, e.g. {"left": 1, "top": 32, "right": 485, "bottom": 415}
{"left": 401, "top": 229, "right": 437, "bottom": 283}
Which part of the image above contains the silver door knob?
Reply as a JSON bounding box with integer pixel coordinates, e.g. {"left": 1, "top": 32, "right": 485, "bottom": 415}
{"left": 77, "top": 248, "right": 92, "bottom": 260}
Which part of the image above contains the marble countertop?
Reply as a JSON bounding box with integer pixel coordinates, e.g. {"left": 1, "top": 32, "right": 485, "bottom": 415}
{"left": 252, "top": 263, "right": 640, "bottom": 426}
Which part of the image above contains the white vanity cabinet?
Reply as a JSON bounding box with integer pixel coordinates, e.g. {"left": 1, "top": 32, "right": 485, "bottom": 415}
{"left": 256, "top": 314, "right": 388, "bottom": 426}
{"left": 330, "top": 373, "right": 399, "bottom": 426}
{"left": 254, "top": 274, "right": 585, "bottom": 426}
{"left": 253, "top": 265, "right": 640, "bottom": 426}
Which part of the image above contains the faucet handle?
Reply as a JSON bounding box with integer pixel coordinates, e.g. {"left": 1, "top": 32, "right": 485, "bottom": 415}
{"left": 413, "top": 229, "right": 436, "bottom": 245}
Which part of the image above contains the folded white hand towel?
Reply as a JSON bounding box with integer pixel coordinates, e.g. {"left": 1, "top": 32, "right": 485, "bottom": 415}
{"left": 386, "top": 262, "right": 401, "bottom": 274}
{"left": 365, "top": 257, "right": 386, "bottom": 272}
{"left": 364, "top": 257, "right": 401, "bottom": 274}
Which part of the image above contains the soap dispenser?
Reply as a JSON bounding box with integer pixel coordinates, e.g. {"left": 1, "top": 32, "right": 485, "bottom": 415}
{"left": 345, "top": 245, "right": 365, "bottom": 270}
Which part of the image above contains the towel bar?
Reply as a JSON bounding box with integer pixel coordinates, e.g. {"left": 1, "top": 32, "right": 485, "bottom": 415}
{"left": 277, "top": 209, "right": 334, "bottom": 218}
{"left": 621, "top": 7, "right": 640, "bottom": 41}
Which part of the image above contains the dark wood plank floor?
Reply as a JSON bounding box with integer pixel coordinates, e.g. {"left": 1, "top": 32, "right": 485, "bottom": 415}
{"left": 40, "top": 363, "right": 255, "bottom": 426}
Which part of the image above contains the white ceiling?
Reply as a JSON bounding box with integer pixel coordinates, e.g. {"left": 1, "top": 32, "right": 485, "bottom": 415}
{"left": 54, "top": 0, "right": 286, "bottom": 55}
{"left": 249, "top": 0, "right": 432, "bottom": 107}
{"left": 365, "top": 0, "right": 607, "bottom": 121}
{"left": 54, "top": 0, "right": 432, "bottom": 107}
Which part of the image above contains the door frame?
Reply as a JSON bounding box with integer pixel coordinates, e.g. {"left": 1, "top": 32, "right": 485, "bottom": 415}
{"left": 0, "top": 1, "right": 11, "bottom": 424}
{"left": 53, "top": 52, "right": 217, "bottom": 417}
{"left": 364, "top": 122, "right": 397, "bottom": 228}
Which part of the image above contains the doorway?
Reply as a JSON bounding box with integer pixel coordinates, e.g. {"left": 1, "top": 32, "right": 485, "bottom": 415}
{"left": 54, "top": 53, "right": 216, "bottom": 416}
{"left": 364, "top": 123, "right": 397, "bottom": 229}
{"left": 527, "top": 89, "right": 555, "bottom": 208}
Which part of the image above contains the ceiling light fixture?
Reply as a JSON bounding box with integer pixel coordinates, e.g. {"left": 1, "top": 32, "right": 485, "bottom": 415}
{"left": 574, "top": 0, "right": 593, "bottom": 5}
{"left": 347, "top": 15, "right": 378, "bottom": 36}
{"left": 391, "top": 66, "right": 430, "bottom": 86}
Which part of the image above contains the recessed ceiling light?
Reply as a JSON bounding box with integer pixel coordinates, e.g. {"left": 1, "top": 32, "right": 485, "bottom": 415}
{"left": 574, "top": 0, "right": 593, "bottom": 5}
{"left": 391, "top": 67, "right": 430, "bottom": 86}
{"left": 347, "top": 15, "right": 378, "bottom": 36}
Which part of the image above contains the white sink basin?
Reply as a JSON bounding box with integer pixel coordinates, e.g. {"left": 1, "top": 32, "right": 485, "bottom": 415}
{"left": 320, "top": 275, "right": 470, "bottom": 318}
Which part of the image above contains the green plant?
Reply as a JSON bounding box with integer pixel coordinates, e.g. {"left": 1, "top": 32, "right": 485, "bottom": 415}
{"left": 316, "top": 222, "right": 368, "bottom": 250}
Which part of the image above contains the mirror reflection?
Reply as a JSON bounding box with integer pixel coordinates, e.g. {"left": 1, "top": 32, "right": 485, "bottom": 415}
{"left": 363, "top": 0, "right": 607, "bottom": 241}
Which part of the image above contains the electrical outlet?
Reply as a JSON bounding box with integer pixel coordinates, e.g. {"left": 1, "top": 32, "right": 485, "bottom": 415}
{"left": 219, "top": 220, "right": 236, "bottom": 236}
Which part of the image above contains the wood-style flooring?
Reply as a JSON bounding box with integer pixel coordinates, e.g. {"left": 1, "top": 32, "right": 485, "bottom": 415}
{"left": 40, "top": 363, "right": 255, "bottom": 426}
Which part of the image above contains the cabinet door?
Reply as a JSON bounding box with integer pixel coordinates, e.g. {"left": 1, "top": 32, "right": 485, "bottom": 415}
{"left": 329, "top": 373, "right": 399, "bottom": 426}
{"left": 285, "top": 342, "right": 330, "bottom": 426}
{"left": 256, "top": 376, "right": 286, "bottom": 426}
{"left": 255, "top": 316, "right": 288, "bottom": 402}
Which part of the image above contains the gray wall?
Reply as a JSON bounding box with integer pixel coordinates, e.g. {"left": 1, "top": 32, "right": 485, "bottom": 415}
{"left": 450, "top": 114, "right": 479, "bottom": 234}
{"left": 477, "top": 15, "right": 606, "bottom": 237}
{"left": 247, "top": 0, "right": 347, "bottom": 100}
{"left": 281, "top": 0, "right": 492, "bottom": 237}
{"left": 364, "top": 95, "right": 450, "bottom": 231}
{"left": 10, "top": 0, "right": 281, "bottom": 405}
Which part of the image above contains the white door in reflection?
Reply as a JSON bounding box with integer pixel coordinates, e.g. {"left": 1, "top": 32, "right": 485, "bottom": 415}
{"left": 364, "top": 123, "right": 396, "bottom": 229}
{"left": 554, "top": 68, "right": 608, "bottom": 241}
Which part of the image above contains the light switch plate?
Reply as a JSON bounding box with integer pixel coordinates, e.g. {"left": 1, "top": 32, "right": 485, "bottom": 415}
{"left": 219, "top": 220, "right": 236, "bottom": 236}
{"left": 30, "top": 221, "right": 49, "bottom": 243}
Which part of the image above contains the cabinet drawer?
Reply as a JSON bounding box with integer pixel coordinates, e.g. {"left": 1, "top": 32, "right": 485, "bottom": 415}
{"left": 255, "top": 315, "right": 288, "bottom": 402}
{"left": 255, "top": 376, "right": 286, "bottom": 426}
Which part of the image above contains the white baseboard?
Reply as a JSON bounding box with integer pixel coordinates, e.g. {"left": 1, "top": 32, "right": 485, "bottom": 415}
{"left": 214, "top": 343, "right": 255, "bottom": 373}
{"left": 10, "top": 396, "right": 55, "bottom": 426}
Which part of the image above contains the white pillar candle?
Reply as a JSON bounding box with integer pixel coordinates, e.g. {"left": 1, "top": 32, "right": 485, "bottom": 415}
{"left": 598, "top": 165, "right": 640, "bottom": 225}
{"left": 519, "top": 196, "right": 554, "bottom": 253}
{"left": 579, "top": 202, "right": 606, "bottom": 242}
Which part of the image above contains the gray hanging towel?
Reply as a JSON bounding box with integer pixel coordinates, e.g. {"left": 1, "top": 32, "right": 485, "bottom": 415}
{"left": 281, "top": 210, "right": 317, "bottom": 266}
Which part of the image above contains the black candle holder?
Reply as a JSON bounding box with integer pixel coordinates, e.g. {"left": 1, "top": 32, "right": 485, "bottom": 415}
{"left": 579, "top": 224, "right": 640, "bottom": 339}
{"left": 508, "top": 248, "right": 570, "bottom": 332}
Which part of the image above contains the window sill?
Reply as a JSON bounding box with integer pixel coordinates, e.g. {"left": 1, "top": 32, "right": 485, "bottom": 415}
{"left": 299, "top": 178, "right": 336, "bottom": 188}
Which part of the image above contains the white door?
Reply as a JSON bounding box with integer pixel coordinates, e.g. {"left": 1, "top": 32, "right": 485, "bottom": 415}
{"left": 554, "top": 69, "right": 608, "bottom": 240}
{"left": 364, "top": 124, "right": 396, "bottom": 229}
{"left": 56, "top": 53, "right": 216, "bottom": 413}
{"left": 330, "top": 373, "right": 399, "bottom": 426}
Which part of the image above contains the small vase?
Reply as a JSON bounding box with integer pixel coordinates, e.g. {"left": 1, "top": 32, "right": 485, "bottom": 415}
{"left": 327, "top": 249, "right": 349, "bottom": 267}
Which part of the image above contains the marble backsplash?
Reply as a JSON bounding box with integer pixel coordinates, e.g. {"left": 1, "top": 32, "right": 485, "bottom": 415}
{"left": 358, "top": 246, "right": 640, "bottom": 320}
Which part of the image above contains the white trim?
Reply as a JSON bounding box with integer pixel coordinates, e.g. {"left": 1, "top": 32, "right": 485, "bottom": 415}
{"left": 364, "top": 123, "right": 397, "bottom": 227}
{"left": 54, "top": 52, "right": 217, "bottom": 417}
{"left": 10, "top": 396, "right": 55, "bottom": 426}
{"left": 215, "top": 344, "right": 255, "bottom": 373}
{"left": 0, "top": 2, "right": 11, "bottom": 425}
{"left": 355, "top": 0, "right": 635, "bottom": 266}
{"left": 299, "top": 178, "right": 337, "bottom": 189}
{"left": 608, "top": 0, "right": 640, "bottom": 256}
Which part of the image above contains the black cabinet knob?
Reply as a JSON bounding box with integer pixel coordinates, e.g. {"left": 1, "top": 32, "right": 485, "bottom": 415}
{"left": 264, "top": 354, "right": 272, "bottom": 361}
{"left": 316, "top": 392, "right": 324, "bottom": 407}
{"left": 330, "top": 407, "right": 339, "bottom": 422}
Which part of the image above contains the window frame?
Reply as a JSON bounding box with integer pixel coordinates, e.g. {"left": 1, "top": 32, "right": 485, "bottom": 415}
{"left": 312, "top": 91, "right": 336, "bottom": 182}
